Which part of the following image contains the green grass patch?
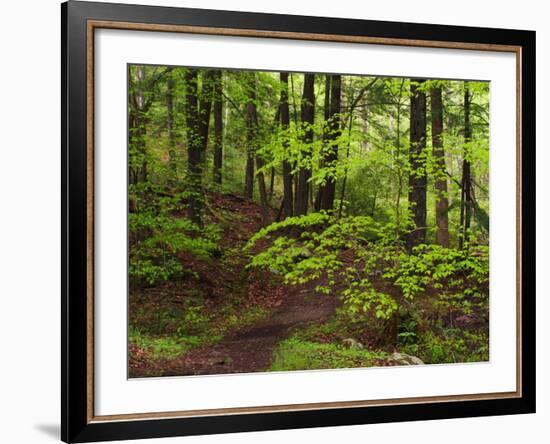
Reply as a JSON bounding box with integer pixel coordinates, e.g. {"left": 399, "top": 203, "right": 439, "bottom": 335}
{"left": 129, "top": 303, "right": 270, "bottom": 361}
{"left": 129, "top": 327, "right": 222, "bottom": 360}
{"left": 400, "top": 329, "right": 489, "bottom": 364}
{"left": 222, "top": 305, "right": 270, "bottom": 331}
{"left": 270, "top": 337, "right": 387, "bottom": 371}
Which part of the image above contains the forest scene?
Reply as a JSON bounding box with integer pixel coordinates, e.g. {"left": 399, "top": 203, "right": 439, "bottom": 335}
{"left": 128, "top": 64, "right": 490, "bottom": 378}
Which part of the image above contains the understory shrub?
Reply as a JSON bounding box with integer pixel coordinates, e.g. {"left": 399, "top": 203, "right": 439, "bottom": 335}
{"left": 246, "top": 212, "right": 489, "bottom": 330}
{"left": 129, "top": 184, "right": 221, "bottom": 286}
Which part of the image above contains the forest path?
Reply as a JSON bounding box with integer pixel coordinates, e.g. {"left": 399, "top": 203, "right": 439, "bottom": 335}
{"left": 161, "top": 285, "right": 339, "bottom": 376}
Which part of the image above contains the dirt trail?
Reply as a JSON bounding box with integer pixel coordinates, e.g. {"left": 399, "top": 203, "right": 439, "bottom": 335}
{"left": 130, "top": 193, "right": 340, "bottom": 378}
{"left": 161, "top": 287, "right": 339, "bottom": 376}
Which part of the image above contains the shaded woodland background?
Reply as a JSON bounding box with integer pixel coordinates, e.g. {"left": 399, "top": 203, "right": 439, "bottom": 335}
{"left": 128, "top": 65, "right": 490, "bottom": 377}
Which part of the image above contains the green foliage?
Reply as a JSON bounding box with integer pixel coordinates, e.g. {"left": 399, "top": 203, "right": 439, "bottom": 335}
{"left": 270, "top": 337, "right": 387, "bottom": 371}
{"left": 387, "top": 244, "right": 489, "bottom": 313}
{"left": 129, "top": 327, "right": 208, "bottom": 360}
{"left": 129, "top": 294, "right": 270, "bottom": 362}
{"left": 129, "top": 185, "right": 221, "bottom": 286}
{"left": 401, "top": 329, "right": 489, "bottom": 364}
{"left": 246, "top": 213, "right": 404, "bottom": 320}
{"left": 247, "top": 213, "right": 489, "bottom": 325}
{"left": 128, "top": 65, "right": 492, "bottom": 373}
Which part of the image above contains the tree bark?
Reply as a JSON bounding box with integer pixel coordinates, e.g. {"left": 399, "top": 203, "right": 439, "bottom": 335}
{"left": 314, "top": 75, "right": 332, "bottom": 211}
{"left": 295, "top": 73, "right": 315, "bottom": 216}
{"left": 269, "top": 167, "right": 275, "bottom": 203}
{"left": 166, "top": 68, "right": 177, "bottom": 176}
{"left": 184, "top": 69, "right": 215, "bottom": 227}
{"left": 128, "top": 66, "right": 149, "bottom": 184}
{"left": 319, "top": 74, "right": 341, "bottom": 212}
{"left": 245, "top": 73, "right": 270, "bottom": 224}
{"left": 255, "top": 156, "right": 270, "bottom": 225}
{"left": 280, "top": 72, "right": 294, "bottom": 218}
{"left": 244, "top": 153, "right": 254, "bottom": 198}
{"left": 431, "top": 85, "right": 449, "bottom": 247}
{"left": 394, "top": 79, "right": 405, "bottom": 233}
{"left": 459, "top": 83, "right": 473, "bottom": 249}
{"left": 407, "top": 79, "right": 427, "bottom": 247}
{"left": 212, "top": 70, "right": 223, "bottom": 185}
{"left": 243, "top": 72, "right": 255, "bottom": 199}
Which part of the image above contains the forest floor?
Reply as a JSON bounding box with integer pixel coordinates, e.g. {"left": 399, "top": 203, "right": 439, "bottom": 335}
{"left": 128, "top": 192, "right": 488, "bottom": 378}
{"left": 159, "top": 282, "right": 339, "bottom": 376}
{"left": 129, "top": 193, "right": 347, "bottom": 378}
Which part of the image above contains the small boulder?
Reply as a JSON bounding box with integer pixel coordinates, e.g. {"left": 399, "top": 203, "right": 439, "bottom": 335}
{"left": 390, "top": 352, "right": 424, "bottom": 366}
{"left": 342, "top": 338, "right": 364, "bottom": 349}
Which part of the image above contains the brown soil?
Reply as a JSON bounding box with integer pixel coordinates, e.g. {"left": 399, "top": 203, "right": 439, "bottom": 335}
{"left": 160, "top": 287, "right": 339, "bottom": 376}
{"left": 129, "top": 192, "right": 340, "bottom": 378}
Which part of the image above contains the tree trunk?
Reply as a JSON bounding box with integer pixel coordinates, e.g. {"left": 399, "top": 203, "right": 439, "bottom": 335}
{"left": 319, "top": 74, "right": 341, "bottom": 212}
{"left": 280, "top": 72, "right": 294, "bottom": 218}
{"left": 459, "top": 83, "right": 473, "bottom": 249}
{"left": 431, "top": 85, "right": 449, "bottom": 247}
{"left": 184, "top": 69, "right": 215, "bottom": 227}
{"left": 407, "top": 79, "right": 427, "bottom": 247}
{"left": 184, "top": 69, "right": 202, "bottom": 226}
{"left": 243, "top": 72, "right": 255, "bottom": 199}
{"left": 337, "top": 114, "right": 354, "bottom": 219}
{"left": 244, "top": 154, "right": 254, "bottom": 198}
{"left": 269, "top": 167, "right": 275, "bottom": 203}
{"left": 129, "top": 66, "right": 148, "bottom": 184}
{"left": 245, "top": 73, "right": 270, "bottom": 224}
{"left": 166, "top": 68, "right": 176, "bottom": 175}
{"left": 212, "top": 70, "right": 223, "bottom": 185}
{"left": 314, "top": 75, "right": 332, "bottom": 211}
{"left": 255, "top": 157, "right": 270, "bottom": 225}
{"left": 295, "top": 73, "right": 315, "bottom": 216}
{"left": 128, "top": 108, "right": 143, "bottom": 186}
{"left": 394, "top": 79, "right": 405, "bottom": 233}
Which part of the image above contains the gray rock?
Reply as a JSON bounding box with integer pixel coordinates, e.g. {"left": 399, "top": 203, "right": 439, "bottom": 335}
{"left": 342, "top": 338, "right": 364, "bottom": 349}
{"left": 390, "top": 352, "right": 424, "bottom": 365}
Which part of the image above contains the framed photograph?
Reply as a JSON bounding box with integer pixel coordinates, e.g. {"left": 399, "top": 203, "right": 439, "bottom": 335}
{"left": 62, "top": 1, "right": 535, "bottom": 442}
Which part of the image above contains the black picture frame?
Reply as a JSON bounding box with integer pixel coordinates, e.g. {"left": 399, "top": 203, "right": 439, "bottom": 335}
{"left": 62, "top": 1, "right": 536, "bottom": 442}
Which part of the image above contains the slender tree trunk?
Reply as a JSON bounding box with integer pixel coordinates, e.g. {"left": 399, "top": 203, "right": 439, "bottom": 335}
{"left": 245, "top": 73, "right": 270, "bottom": 224}
{"left": 459, "top": 83, "right": 473, "bottom": 249}
{"left": 280, "top": 72, "right": 294, "bottom": 218}
{"left": 244, "top": 154, "right": 254, "bottom": 198}
{"left": 320, "top": 74, "right": 341, "bottom": 212}
{"left": 255, "top": 157, "right": 270, "bottom": 225}
{"left": 184, "top": 69, "right": 202, "bottom": 226}
{"left": 407, "top": 78, "right": 427, "bottom": 247}
{"left": 295, "top": 73, "right": 315, "bottom": 216}
{"left": 212, "top": 70, "right": 223, "bottom": 185}
{"left": 184, "top": 69, "right": 215, "bottom": 227}
{"left": 269, "top": 167, "right": 275, "bottom": 202}
{"left": 128, "top": 109, "right": 142, "bottom": 186}
{"left": 197, "top": 71, "right": 215, "bottom": 153}
{"left": 290, "top": 73, "right": 299, "bottom": 127}
{"left": 431, "top": 85, "right": 449, "bottom": 247}
{"left": 315, "top": 75, "right": 332, "bottom": 211}
{"left": 268, "top": 104, "right": 280, "bottom": 205}
{"left": 129, "top": 66, "right": 148, "bottom": 184}
{"left": 166, "top": 68, "right": 177, "bottom": 176}
{"left": 243, "top": 73, "right": 255, "bottom": 199}
{"left": 394, "top": 79, "right": 405, "bottom": 233}
{"left": 337, "top": 114, "right": 354, "bottom": 219}
{"left": 136, "top": 66, "right": 147, "bottom": 183}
